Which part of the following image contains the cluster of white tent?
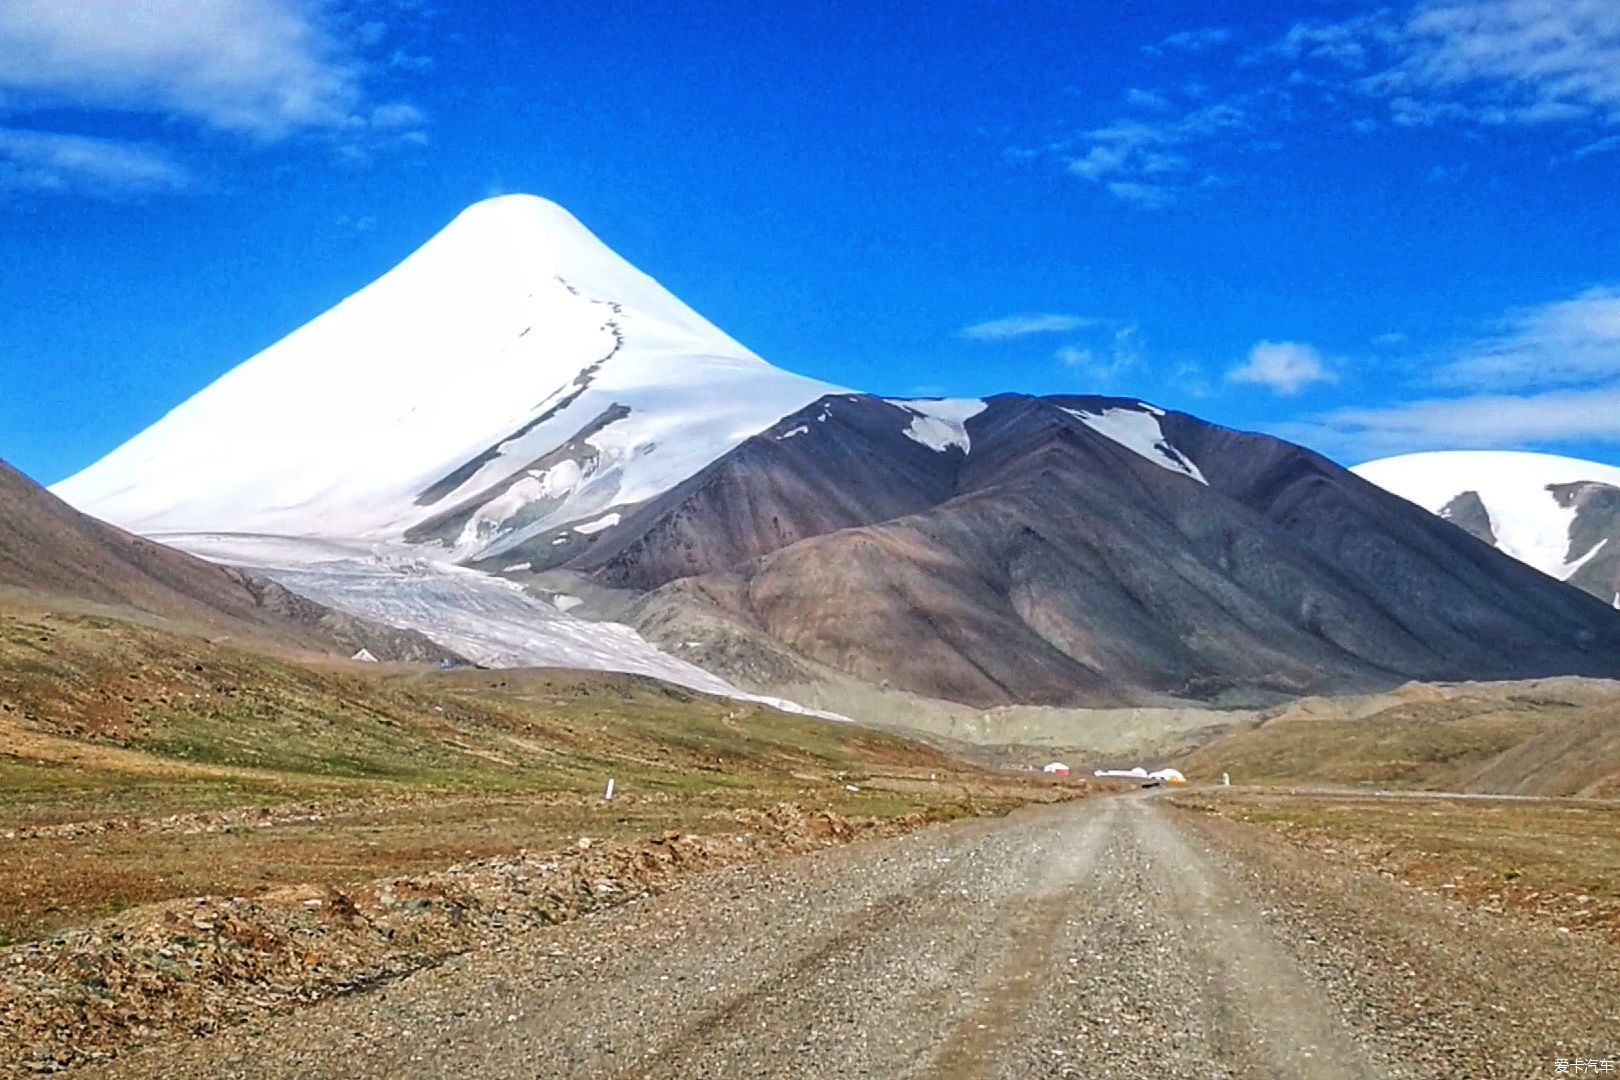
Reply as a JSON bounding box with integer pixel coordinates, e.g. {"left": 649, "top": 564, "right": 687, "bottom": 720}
{"left": 1093, "top": 766, "right": 1187, "bottom": 785}
{"left": 1039, "top": 763, "right": 1188, "bottom": 786}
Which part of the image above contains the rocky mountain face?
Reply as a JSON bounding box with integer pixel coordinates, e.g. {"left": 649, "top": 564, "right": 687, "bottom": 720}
{"left": 44, "top": 195, "right": 1620, "bottom": 710}
{"left": 618, "top": 396, "right": 1620, "bottom": 707}
{"left": 1, "top": 458, "right": 453, "bottom": 663}
{"left": 1355, "top": 451, "right": 1620, "bottom": 609}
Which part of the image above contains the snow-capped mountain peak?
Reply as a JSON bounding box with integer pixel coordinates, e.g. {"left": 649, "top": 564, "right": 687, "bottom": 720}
{"left": 54, "top": 194, "right": 843, "bottom": 556}
{"left": 1353, "top": 450, "right": 1620, "bottom": 588}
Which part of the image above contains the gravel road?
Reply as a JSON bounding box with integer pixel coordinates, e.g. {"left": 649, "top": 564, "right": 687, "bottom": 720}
{"left": 93, "top": 794, "right": 1618, "bottom": 1079}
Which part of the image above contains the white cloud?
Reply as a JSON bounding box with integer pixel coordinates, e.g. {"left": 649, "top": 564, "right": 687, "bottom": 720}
{"left": 1125, "top": 87, "right": 1172, "bottom": 111}
{"left": 1436, "top": 285, "right": 1620, "bottom": 389}
{"left": 1106, "top": 180, "right": 1172, "bottom": 207}
{"left": 0, "top": 0, "right": 366, "bottom": 137}
{"left": 1148, "top": 27, "right": 1235, "bottom": 55}
{"left": 1272, "top": 0, "right": 1620, "bottom": 131}
{"left": 1281, "top": 282, "right": 1620, "bottom": 458}
{"left": 1228, "top": 340, "right": 1338, "bottom": 395}
{"left": 1575, "top": 133, "right": 1620, "bottom": 157}
{"left": 369, "top": 101, "right": 427, "bottom": 130}
{"left": 1394, "top": 0, "right": 1620, "bottom": 121}
{"left": 1281, "top": 383, "right": 1620, "bottom": 460}
{"left": 1056, "top": 96, "right": 1250, "bottom": 206}
{"left": 1055, "top": 325, "right": 1143, "bottom": 382}
{"left": 0, "top": 1, "right": 431, "bottom": 198}
{"left": 0, "top": 127, "right": 189, "bottom": 194}
{"left": 1050, "top": 0, "right": 1620, "bottom": 200}
{"left": 962, "top": 313, "right": 1097, "bottom": 340}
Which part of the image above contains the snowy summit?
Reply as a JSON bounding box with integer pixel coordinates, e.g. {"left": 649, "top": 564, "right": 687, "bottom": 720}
{"left": 55, "top": 195, "right": 842, "bottom": 563}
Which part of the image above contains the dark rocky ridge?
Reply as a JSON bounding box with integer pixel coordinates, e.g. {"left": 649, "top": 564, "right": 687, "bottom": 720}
{"left": 591, "top": 395, "right": 1620, "bottom": 708}
{"left": 1556, "top": 480, "right": 1620, "bottom": 604}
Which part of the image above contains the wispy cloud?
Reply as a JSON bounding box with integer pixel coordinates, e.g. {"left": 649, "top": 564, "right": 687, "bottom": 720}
{"left": 0, "top": 127, "right": 189, "bottom": 194}
{"left": 1268, "top": 0, "right": 1620, "bottom": 131}
{"left": 1030, "top": 0, "right": 1620, "bottom": 205}
{"left": 0, "top": 0, "right": 364, "bottom": 137}
{"left": 961, "top": 313, "right": 1098, "bottom": 340}
{"left": 1435, "top": 285, "right": 1620, "bottom": 390}
{"left": 1281, "top": 383, "right": 1620, "bottom": 459}
{"left": 1060, "top": 103, "right": 1247, "bottom": 206}
{"left": 0, "top": 0, "right": 431, "bottom": 198}
{"left": 1228, "top": 340, "right": 1338, "bottom": 395}
{"left": 1284, "top": 281, "right": 1620, "bottom": 457}
{"left": 1056, "top": 325, "right": 1143, "bottom": 382}
{"left": 1145, "top": 27, "right": 1235, "bottom": 56}
{"left": 1382, "top": 0, "right": 1620, "bottom": 126}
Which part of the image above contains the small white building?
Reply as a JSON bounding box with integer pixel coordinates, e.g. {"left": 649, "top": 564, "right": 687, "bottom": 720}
{"left": 1042, "top": 762, "right": 1071, "bottom": 777}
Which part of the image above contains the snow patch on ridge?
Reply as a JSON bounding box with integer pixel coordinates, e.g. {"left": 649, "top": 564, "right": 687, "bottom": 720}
{"left": 1063, "top": 406, "right": 1206, "bottom": 484}
{"left": 890, "top": 398, "right": 986, "bottom": 455}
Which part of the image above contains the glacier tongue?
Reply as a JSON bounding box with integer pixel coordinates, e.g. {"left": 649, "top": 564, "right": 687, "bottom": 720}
{"left": 164, "top": 533, "right": 845, "bottom": 720}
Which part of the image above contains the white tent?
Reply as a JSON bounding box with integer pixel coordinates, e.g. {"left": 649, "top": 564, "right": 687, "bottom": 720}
{"left": 351, "top": 648, "right": 379, "bottom": 663}
{"left": 1042, "top": 762, "right": 1071, "bottom": 776}
{"left": 1093, "top": 767, "right": 1149, "bottom": 779}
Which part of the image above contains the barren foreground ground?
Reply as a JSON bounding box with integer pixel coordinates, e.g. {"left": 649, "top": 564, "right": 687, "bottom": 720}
{"left": 91, "top": 794, "right": 1619, "bottom": 1079}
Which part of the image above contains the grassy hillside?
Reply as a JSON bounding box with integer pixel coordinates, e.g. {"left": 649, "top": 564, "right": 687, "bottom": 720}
{"left": 1179, "top": 679, "right": 1620, "bottom": 796}
{"left": 0, "top": 600, "right": 1047, "bottom": 944}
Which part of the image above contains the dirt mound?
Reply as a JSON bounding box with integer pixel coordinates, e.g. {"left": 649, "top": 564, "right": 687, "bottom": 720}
{"left": 0, "top": 803, "right": 951, "bottom": 1074}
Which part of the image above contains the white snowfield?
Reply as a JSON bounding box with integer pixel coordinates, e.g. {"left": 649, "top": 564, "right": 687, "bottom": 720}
{"left": 1063, "top": 405, "right": 1207, "bottom": 484}
{"left": 53, "top": 194, "right": 842, "bottom": 559}
{"left": 1353, "top": 450, "right": 1620, "bottom": 580}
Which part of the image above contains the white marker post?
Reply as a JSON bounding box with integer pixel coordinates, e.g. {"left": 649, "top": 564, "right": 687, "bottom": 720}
{"left": 604, "top": 778, "right": 616, "bottom": 802}
{"left": 1222, "top": 772, "right": 1231, "bottom": 787}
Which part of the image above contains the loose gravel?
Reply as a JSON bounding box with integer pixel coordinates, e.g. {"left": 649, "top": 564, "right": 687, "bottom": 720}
{"left": 85, "top": 795, "right": 1619, "bottom": 1079}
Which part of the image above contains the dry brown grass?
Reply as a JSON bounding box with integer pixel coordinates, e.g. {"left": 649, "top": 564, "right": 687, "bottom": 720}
{"left": 1172, "top": 790, "right": 1620, "bottom": 941}
{"left": 0, "top": 606, "right": 1062, "bottom": 946}
{"left": 1178, "top": 680, "right": 1620, "bottom": 797}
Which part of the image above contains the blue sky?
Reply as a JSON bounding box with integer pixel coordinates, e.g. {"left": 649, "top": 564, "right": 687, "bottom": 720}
{"left": 3, "top": 0, "right": 1620, "bottom": 485}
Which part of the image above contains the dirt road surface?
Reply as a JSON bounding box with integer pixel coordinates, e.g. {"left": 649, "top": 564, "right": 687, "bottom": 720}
{"left": 93, "top": 794, "right": 1618, "bottom": 1079}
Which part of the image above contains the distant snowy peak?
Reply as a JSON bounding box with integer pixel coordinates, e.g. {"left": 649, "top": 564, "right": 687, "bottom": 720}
{"left": 1353, "top": 450, "right": 1620, "bottom": 586}
{"left": 53, "top": 195, "right": 843, "bottom": 561}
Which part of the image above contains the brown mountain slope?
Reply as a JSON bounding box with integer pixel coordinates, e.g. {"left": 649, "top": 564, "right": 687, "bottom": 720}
{"left": 0, "top": 458, "right": 451, "bottom": 662}
{"left": 623, "top": 395, "right": 1620, "bottom": 709}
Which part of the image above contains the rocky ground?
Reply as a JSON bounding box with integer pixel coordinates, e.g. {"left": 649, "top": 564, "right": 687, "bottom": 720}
{"left": 74, "top": 793, "right": 1619, "bottom": 1079}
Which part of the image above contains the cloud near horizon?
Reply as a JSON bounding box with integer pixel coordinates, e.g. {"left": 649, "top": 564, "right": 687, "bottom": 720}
{"left": 1281, "top": 281, "right": 1620, "bottom": 459}
{"left": 1279, "top": 383, "right": 1620, "bottom": 461}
